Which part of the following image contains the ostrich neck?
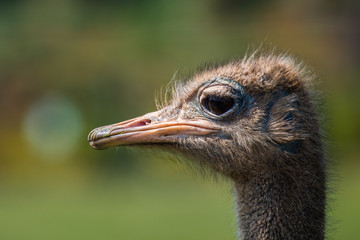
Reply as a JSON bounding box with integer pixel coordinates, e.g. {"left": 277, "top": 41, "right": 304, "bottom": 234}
{"left": 233, "top": 160, "right": 326, "bottom": 240}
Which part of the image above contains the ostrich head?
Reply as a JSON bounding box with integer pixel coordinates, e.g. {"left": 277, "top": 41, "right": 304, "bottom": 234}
{"left": 89, "top": 55, "right": 322, "bottom": 180}
{"left": 88, "top": 54, "right": 326, "bottom": 239}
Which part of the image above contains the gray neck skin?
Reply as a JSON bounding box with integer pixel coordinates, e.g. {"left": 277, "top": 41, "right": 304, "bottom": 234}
{"left": 233, "top": 168, "right": 326, "bottom": 240}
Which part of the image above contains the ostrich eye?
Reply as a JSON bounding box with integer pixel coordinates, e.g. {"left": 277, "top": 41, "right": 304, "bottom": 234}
{"left": 202, "top": 95, "right": 235, "bottom": 115}
{"left": 198, "top": 79, "right": 246, "bottom": 119}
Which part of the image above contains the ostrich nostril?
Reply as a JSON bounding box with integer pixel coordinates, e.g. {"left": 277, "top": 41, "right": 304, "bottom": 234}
{"left": 127, "top": 119, "right": 151, "bottom": 128}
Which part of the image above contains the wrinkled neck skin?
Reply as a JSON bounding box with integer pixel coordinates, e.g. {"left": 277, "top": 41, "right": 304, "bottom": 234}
{"left": 233, "top": 155, "right": 326, "bottom": 240}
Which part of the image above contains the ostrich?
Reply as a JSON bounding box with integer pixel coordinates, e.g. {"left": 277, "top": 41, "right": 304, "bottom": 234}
{"left": 88, "top": 54, "right": 326, "bottom": 240}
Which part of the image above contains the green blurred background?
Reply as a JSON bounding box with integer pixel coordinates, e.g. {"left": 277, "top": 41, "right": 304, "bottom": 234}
{"left": 1, "top": 0, "right": 359, "bottom": 239}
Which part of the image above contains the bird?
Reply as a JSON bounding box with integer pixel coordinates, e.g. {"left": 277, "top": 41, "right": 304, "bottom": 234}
{"left": 88, "top": 53, "right": 326, "bottom": 240}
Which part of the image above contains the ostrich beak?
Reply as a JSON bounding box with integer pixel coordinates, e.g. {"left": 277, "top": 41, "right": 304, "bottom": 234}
{"left": 88, "top": 110, "right": 218, "bottom": 150}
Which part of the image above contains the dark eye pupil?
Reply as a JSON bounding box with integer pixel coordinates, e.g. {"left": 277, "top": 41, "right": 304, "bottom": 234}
{"left": 204, "top": 96, "right": 235, "bottom": 115}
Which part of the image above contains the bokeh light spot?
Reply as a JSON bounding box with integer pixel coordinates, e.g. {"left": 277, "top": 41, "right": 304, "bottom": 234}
{"left": 23, "top": 94, "right": 84, "bottom": 161}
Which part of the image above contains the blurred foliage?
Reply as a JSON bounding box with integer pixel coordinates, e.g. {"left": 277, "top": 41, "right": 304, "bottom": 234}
{"left": 0, "top": 0, "right": 359, "bottom": 239}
